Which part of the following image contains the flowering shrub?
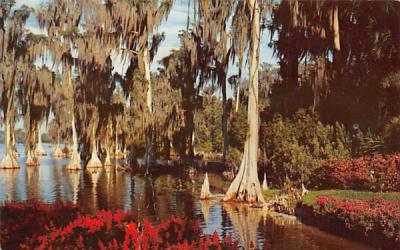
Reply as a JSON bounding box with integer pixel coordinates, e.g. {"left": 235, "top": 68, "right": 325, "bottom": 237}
{"left": 315, "top": 196, "right": 400, "bottom": 243}
{"left": 25, "top": 211, "right": 238, "bottom": 250}
{"left": 314, "top": 153, "right": 400, "bottom": 191}
{"left": 0, "top": 200, "right": 81, "bottom": 250}
{"left": 1, "top": 201, "right": 238, "bottom": 249}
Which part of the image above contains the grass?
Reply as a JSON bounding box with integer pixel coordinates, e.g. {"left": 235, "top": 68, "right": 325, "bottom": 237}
{"left": 302, "top": 189, "right": 400, "bottom": 206}
{"left": 263, "top": 189, "right": 280, "bottom": 201}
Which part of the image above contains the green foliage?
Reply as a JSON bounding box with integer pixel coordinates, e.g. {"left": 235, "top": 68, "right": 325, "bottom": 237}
{"left": 383, "top": 116, "right": 400, "bottom": 153}
{"left": 263, "top": 189, "right": 280, "bottom": 201}
{"left": 196, "top": 91, "right": 223, "bottom": 153}
{"left": 226, "top": 147, "right": 242, "bottom": 170}
{"left": 262, "top": 108, "right": 351, "bottom": 187}
{"left": 355, "top": 130, "right": 384, "bottom": 156}
{"left": 228, "top": 106, "right": 247, "bottom": 150}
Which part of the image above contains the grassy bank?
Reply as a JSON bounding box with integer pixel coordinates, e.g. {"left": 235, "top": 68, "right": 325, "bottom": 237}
{"left": 263, "top": 188, "right": 400, "bottom": 205}
{"left": 302, "top": 189, "right": 400, "bottom": 206}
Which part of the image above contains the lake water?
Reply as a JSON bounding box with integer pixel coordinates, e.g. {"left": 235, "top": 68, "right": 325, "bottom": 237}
{"left": 0, "top": 144, "right": 373, "bottom": 249}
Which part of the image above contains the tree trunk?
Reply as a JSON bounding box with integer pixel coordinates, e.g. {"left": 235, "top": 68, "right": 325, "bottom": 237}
{"left": 235, "top": 85, "right": 240, "bottom": 113}
{"left": 11, "top": 125, "right": 18, "bottom": 156}
{"left": 312, "top": 54, "right": 326, "bottom": 112}
{"left": 290, "top": 0, "right": 299, "bottom": 28}
{"left": 115, "top": 120, "right": 121, "bottom": 159}
{"left": 35, "top": 123, "right": 46, "bottom": 156}
{"left": 0, "top": 82, "right": 19, "bottom": 169}
{"left": 191, "top": 129, "right": 196, "bottom": 156}
{"left": 222, "top": 74, "right": 228, "bottom": 162}
{"left": 87, "top": 126, "right": 102, "bottom": 168}
{"left": 104, "top": 123, "right": 112, "bottom": 167}
{"left": 143, "top": 47, "right": 155, "bottom": 169}
{"left": 0, "top": 115, "right": 19, "bottom": 169}
{"left": 104, "top": 149, "right": 112, "bottom": 166}
{"left": 332, "top": 2, "right": 340, "bottom": 52}
{"left": 53, "top": 130, "right": 63, "bottom": 157}
{"left": 332, "top": 2, "right": 343, "bottom": 78}
{"left": 66, "top": 68, "right": 81, "bottom": 170}
{"left": 187, "top": 109, "right": 195, "bottom": 160}
{"left": 224, "top": 0, "right": 264, "bottom": 203}
{"left": 26, "top": 150, "right": 39, "bottom": 166}
{"left": 143, "top": 48, "right": 153, "bottom": 113}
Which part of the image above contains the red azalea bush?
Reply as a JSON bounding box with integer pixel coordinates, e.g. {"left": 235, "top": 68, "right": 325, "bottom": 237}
{"left": 1, "top": 201, "right": 238, "bottom": 250}
{"left": 24, "top": 211, "right": 238, "bottom": 250}
{"left": 314, "top": 153, "right": 400, "bottom": 191}
{"left": 0, "top": 200, "right": 81, "bottom": 250}
{"left": 315, "top": 196, "right": 400, "bottom": 243}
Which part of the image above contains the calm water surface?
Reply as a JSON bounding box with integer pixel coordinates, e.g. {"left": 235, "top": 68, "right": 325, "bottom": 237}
{"left": 0, "top": 144, "right": 373, "bottom": 249}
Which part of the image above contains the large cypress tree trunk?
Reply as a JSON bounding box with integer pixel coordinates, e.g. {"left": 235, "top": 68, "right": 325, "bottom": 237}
{"left": 35, "top": 122, "right": 46, "bottom": 156}
{"left": 143, "top": 47, "right": 155, "bottom": 169}
{"left": 0, "top": 113, "right": 19, "bottom": 169}
{"left": 0, "top": 83, "right": 19, "bottom": 169}
{"left": 224, "top": 0, "right": 264, "bottom": 203}
{"left": 66, "top": 67, "right": 81, "bottom": 170}
{"left": 87, "top": 125, "right": 102, "bottom": 168}
{"left": 143, "top": 48, "right": 153, "bottom": 113}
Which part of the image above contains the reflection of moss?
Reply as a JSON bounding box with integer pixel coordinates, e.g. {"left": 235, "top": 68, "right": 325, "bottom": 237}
{"left": 153, "top": 173, "right": 230, "bottom": 194}
{"left": 153, "top": 175, "right": 195, "bottom": 193}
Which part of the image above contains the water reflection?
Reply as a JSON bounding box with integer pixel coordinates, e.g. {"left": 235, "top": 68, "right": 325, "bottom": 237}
{"left": 223, "top": 203, "right": 264, "bottom": 249}
{"left": 0, "top": 144, "right": 372, "bottom": 249}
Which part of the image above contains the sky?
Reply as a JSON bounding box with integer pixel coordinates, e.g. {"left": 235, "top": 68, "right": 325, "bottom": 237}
{"left": 10, "top": 0, "right": 278, "bottom": 130}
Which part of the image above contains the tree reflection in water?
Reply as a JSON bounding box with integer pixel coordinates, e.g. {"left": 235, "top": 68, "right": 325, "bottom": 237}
{"left": 222, "top": 203, "right": 264, "bottom": 249}
{"left": 0, "top": 164, "right": 374, "bottom": 250}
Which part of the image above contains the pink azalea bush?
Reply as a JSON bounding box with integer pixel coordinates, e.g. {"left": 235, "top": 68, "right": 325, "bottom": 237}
{"left": 315, "top": 196, "right": 400, "bottom": 243}
{"left": 315, "top": 153, "right": 400, "bottom": 191}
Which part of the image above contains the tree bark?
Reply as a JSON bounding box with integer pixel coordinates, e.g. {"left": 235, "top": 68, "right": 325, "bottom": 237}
{"left": 222, "top": 73, "right": 228, "bottom": 162}
{"left": 87, "top": 126, "right": 102, "bottom": 168}
{"left": 235, "top": 85, "right": 240, "bottom": 113}
{"left": 224, "top": 0, "right": 264, "bottom": 203}
{"left": 0, "top": 83, "right": 19, "bottom": 169}
{"left": 53, "top": 130, "right": 63, "bottom": 157}
{"left": 66, "top": 67, "right": 81, "bottom": 170}
{"left": 312, "top": 54, "right": 326, "bottom": 112}
{"left": 35, "top": 123, "right": 46, "bottom": 156}
{"left": 143, "top": 48, "right": 153, "bottom": 113}
{"left": 0, "top": 115, "right": 19, "bottom": 168}
{"left": 332, "top": 2, "right": 340, "bottom": 52}
{"left": 142, "top": 47, "right": 155, "bottom": 169}
{"left": 104, "top": 122, "right": 112, "bottom": 166}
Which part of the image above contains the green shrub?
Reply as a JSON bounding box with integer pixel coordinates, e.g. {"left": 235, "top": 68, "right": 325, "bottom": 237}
{"left": 383, "top": 115, "right": 400, "bottom": 153}
{"left": 356, "top": 130, "right": 384, "bottom": 156}
{"left": 261, "top": 109, "right": 351, "bottom": 187}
